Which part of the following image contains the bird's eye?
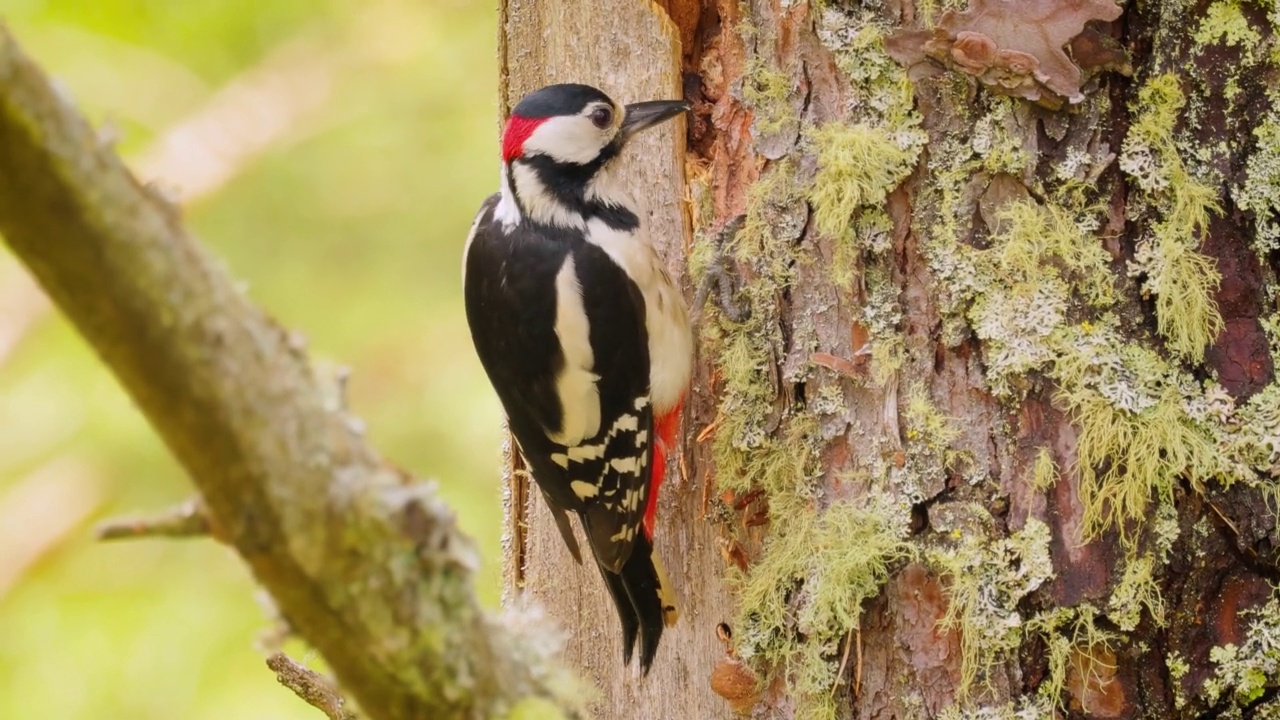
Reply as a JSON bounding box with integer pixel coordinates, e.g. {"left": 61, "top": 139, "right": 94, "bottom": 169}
{"left": 589, "top": 106, "right": 613, "bottom": 129}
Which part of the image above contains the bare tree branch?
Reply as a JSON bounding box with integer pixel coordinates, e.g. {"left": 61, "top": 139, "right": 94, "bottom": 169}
{"left": 267, "top": 652, "right": 360, "bottom": 720}
{"left": 95, "top": 497, "right": 212, "bottom": 541}
{"left": 0, "top": 25, "right": 573, "bottom": 720}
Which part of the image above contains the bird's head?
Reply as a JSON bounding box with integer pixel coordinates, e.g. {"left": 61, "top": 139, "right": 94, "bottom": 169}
{"left": 501, "top": 83, "right": 689, "bottom": 168}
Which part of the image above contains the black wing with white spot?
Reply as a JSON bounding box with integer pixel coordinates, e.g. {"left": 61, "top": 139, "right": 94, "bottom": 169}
{"left": 463, "top": 200, "right": 670, "bottom": 668}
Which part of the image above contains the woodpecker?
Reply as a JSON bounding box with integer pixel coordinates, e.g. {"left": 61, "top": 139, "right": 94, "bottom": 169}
{"left": 462, "top": 83, "right": 692, "bottom": 672}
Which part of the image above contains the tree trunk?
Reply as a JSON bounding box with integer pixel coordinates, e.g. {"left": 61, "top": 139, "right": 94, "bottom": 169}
{"left": 503, "top": 0, "right": 1280, "bottom": 718}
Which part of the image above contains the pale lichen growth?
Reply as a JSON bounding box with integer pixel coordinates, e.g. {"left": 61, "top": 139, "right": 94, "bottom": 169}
{"left": 1203, "top": 587, "right": 1280, "bottom": 711}
{"left": 931, "top": 517, "right": 1054, "bottom": 696}
{"left": 1235, "top": 115, "right": 1280, "bottom": 255}
{"left": 1051, "top": 322, "right": 1221, "bottom": 541}
{"left": 1030, "top": 447, "right": 1058, "bottom": 492}
{"left": 1118, "top": 73, "right": 1223, "bottom": 362}
{"left": 966, "top": 200, "right": 1114, "bottom": 397}
{"left": 730, "top": 491, "right": 914, "bottom": 719}
{"left": 743, "top": 56, "right": 797, "bottom": 136}
{"left": 808, "top": 122, "right": 922, "bottom": 238}
{"left": 897, "top": 385, "right": 963, "bottom": 501}
{"left": 1106, "top": 553, "right": 1167, "bottom": 631}
{"left": 1168, "top": 651, "right": 1191, "bottom": 708}
{"left": 937, "top": 696, "right": 1055, "bottom": 720}
{"left": 971, "top": 98, "right": 1033, "bottom": 176}
{"left": 1026, "top": 605, "right": 1122, "bottom": 710}
{"left": 1193, "top": 0, "right": 1262, "bottom": 49}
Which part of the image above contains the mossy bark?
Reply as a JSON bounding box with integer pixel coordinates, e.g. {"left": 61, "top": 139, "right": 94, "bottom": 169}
{"left": 510, "top": 0, "right": 1280, "bottom": 717}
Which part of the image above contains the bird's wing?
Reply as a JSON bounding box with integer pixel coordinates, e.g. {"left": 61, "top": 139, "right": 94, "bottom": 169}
{"left": 464, "top": 204, "right": 653, "bottom": 573}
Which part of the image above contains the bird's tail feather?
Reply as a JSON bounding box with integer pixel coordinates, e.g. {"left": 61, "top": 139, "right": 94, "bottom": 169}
{"left": 596, "top": 533, "right": 678, "bottom": 673}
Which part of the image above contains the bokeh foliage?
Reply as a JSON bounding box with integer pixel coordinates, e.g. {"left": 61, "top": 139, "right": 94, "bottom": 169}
{"left": 0, "top": 1, "right": 502, "bottom": 717}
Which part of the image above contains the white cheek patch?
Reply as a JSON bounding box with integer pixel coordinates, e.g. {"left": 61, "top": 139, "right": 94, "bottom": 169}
{"left": 548, "top": 256, "right": 601, "bottom": 446}
{"left": 522, "top": 115, "right": 609, "bottom": 165}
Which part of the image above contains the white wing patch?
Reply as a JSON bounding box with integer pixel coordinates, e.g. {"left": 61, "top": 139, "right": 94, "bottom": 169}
{"left": 571, "top": 480, "right": 599, "bottom": 499}
{"left": 548, "top": 256, "right": 600, "bottom": 446}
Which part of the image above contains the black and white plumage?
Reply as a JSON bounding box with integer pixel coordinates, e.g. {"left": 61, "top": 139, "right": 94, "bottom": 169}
{"left": 462, "top": 84, "right": 692, "bottom": 672}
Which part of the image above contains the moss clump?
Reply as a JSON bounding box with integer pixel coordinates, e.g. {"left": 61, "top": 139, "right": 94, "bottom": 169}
{"left": 1118, "top": 73, "right": 1224, "bottom": 363}
{"left": 732, "top": 491, "right": 913, "bottom": 719}
{"left": 808, "top": 122, "right": 919, "bottom": 238}
{"left": 931, "top": 517, "right": 1054, "bottom": 696}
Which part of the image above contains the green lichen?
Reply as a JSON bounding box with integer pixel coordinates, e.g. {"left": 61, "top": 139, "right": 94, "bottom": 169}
{"left": 1203, "top": 587, "right": 1280, "bottom": 710}
{"left": 967, "top": 200, "right": 1115, "bottom": 398}
{"left": 1031, "top": 447, "right": 1058, "bottom": 492}
{"left": 1052, "top": 324, "right": 1221, "bottom": 541}
{"left": 731, "top": 491, "right": 914, "bottom": 718}
{"left": 971, "top": 99, "right": 1032, "bottom": 176}
{"left": 1193, "top": 1, "right": 1262, "bottom": 48}
{"left": 743, "top": 56, "right": 797, "bottom": 136}
{"left": 862, "top": 265, "right": 906, "bottom": 386}
{"left": 931, "top": 517, "right": 1054, "bottom": 697}
{"left": 708, "top": 162, "right": 805, "bottom": 495}
{"left": 938, "top": 697, "right": 1055, "bottom": 720}
{"left": 1118, "top": 73, "right": 1224, "bottom": 363}
{"left": 1106, "top": 554, "right": 1167, "bottom": 631}
{"left": 1026, "top": 605, "right": 1122, "bottom": 710}
{"left": 1235, "top": 115, "right": 1280, "bottom": 255}
{"left": 1169, "top": 651, "right": 1192, "bottom": 708}
{"left": 808, "top": 122, "right": 918, "bottom": 238}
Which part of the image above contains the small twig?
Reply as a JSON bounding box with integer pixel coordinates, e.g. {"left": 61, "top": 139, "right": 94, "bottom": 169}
{"left": 95, "top": 497, "right": 212, "bottom": 541}
{"left": 855, "top": 626, "right": 863, "bottom": 698}
{"left": 266, "top": 652, "right": 358, "bottom": 720}
{"left": 832, "top": 626, "right": 854, "bottom": 696}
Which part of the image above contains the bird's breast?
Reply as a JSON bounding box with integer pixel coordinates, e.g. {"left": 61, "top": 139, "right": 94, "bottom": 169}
{"left": 584, "top": 219, "right": 692, "bottom": 415}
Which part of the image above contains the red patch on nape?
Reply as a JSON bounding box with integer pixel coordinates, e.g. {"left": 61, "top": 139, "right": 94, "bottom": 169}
{"left": 501, "top": 115, "right": 544, "bottom": 163}
{"left": 644, "top": 398, "right": 684, "bottom": 539}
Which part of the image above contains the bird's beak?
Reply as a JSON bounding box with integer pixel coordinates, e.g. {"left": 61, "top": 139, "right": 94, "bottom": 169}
{"left": 619, "top": 100, "right": 690, "bottom": 140}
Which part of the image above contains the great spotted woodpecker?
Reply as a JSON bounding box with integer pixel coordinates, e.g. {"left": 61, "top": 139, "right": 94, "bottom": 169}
{"left": 462, "top": 84, "right": 693, "bottom": 671}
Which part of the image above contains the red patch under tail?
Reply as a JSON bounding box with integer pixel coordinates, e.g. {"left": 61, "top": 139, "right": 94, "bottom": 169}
{"left": 645, "top": 399, "right": 683, "bottom": 539}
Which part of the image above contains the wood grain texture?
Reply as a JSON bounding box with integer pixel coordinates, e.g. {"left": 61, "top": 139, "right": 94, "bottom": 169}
{"left": 499, "top": 2, "right": 734, "bottom": 717}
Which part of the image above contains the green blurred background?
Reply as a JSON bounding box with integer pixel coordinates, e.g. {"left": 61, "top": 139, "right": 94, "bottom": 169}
{"left": 0, "top": 1, "right": 505, "bottom": 717}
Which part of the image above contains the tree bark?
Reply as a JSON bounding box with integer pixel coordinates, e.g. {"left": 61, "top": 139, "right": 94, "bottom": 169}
{"left": 498, "top": 2, "right": 737, "bottom": 717}
{"left": 0, "top": 26, "right": 577, "bottom": 720}
{"left": 505, "top": 0, "right": 1280, "bottom": 718}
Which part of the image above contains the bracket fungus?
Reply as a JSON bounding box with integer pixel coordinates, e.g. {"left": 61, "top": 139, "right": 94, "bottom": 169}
{"left": 885, "top": 0, "right": 1126, "bottom": 108}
